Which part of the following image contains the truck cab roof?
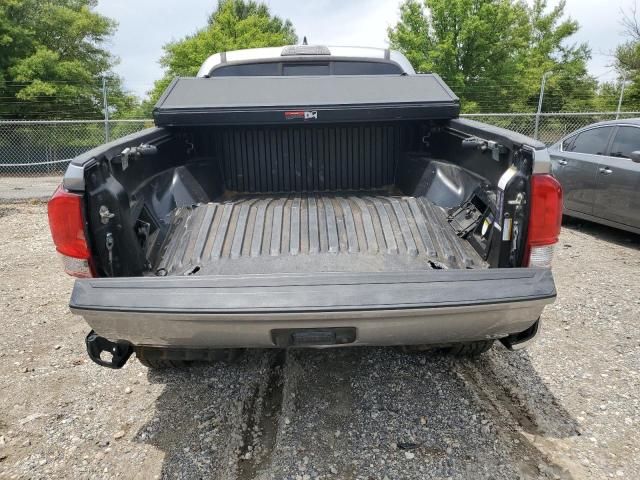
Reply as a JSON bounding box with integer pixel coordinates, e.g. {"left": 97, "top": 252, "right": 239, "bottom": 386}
{"left": 197, "top": 45, "right": 416, "bottom": 77}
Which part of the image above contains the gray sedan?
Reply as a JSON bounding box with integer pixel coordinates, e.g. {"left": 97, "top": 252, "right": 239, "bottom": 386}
{"left": 549, "top": 119, "right": 640, "bottom": 234}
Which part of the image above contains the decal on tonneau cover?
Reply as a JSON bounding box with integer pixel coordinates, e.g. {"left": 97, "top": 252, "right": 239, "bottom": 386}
{"left": 285, "top": 110, "right": 318, "bottom": 120}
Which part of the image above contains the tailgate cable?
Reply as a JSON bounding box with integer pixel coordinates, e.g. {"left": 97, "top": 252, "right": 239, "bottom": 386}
{"left": 507, "top": 194, "right": 526, "bottom": 265}
{"left": 105, "top": 233, "right": 114, "bottom": 277}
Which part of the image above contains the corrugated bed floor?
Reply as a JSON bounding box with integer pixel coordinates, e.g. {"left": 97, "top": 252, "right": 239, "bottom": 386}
{"left": 154, "top": 194, "right": 486, "bottom": 276}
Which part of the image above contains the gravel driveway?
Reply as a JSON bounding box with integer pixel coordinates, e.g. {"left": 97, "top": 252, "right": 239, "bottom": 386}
{"left": 0, "top": 202, "right": 638, "bottom": 480}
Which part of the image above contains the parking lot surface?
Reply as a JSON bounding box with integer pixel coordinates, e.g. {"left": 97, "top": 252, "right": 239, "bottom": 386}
{"left": 0, "top": 202, "right": 638, "bottom": 479}
{"left": 0, "top": 177, "right": 61, "bottom": 201}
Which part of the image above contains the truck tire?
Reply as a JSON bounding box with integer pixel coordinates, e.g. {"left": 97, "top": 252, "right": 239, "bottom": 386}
{"left": 135, "top": 348, "right": 192, "bottom": 369}
{"left": 135, "top": 347, "right": 244, "bottom": 369}
{"left": 446, "top": 340, "right": 494, "bottom": 357}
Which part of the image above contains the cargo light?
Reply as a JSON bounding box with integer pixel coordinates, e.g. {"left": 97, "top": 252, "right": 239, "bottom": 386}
{"left": 524, "top": 174, "right": 563, "bottom": 268}
{"left": 48, "top": 184, "right": 94, "bottom": 278}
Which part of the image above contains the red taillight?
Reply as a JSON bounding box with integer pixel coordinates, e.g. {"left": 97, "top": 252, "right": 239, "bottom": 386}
{"left": 525, "top": 174, "right": 563, "bottom": 267}
{"left": 48, "top": 184, "right": 94, "bottom": 277}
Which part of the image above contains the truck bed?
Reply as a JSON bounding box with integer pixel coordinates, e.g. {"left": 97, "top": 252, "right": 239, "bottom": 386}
{"left": 153, "top": 194, "right": 486, "bottom": 277}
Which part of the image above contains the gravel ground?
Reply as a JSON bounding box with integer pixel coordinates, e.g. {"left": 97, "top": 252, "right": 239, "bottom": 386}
{"left": 0, "top": 202, "right": 638, "bottom": 480}
{"left": 0, "top": 177, "right": 61, "bottom": 201}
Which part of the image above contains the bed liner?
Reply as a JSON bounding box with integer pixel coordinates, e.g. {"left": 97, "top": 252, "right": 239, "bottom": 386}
{"left": 153, "top": 194, "right": 486, "bottom": 277}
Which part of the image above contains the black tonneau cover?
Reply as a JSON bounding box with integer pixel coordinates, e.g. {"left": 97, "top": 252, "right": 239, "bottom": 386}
{"left": 153, "top": 74, "right": 459, "bottom": 126}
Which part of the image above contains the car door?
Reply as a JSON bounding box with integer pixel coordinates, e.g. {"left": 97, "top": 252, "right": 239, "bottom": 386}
{"left": 551, "top": 126, "right": 615, "bottom": 215}
{"left": 593, "top": 125, "right": 640, "bottom": 228}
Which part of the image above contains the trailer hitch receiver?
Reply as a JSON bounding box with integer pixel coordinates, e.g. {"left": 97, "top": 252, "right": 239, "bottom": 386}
{"left": 85, "top": 330, "right": 133, "bottom": 369}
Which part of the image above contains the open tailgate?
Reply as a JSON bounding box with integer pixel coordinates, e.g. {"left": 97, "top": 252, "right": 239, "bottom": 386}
{"left": 70, "top": 269, "right": 555, "bottom": 348}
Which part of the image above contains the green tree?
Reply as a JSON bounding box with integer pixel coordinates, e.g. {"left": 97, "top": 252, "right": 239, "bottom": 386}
{"left": 612, "top": 3, "right": 640, "bottom": 111}
{"left": 512, "top": 0, "right": 596, "bottom": 113}
{"left": 388, "top": 0, "right": 595, "bottom": 113}
{"left": 145, "top": 0, "right": 297, "bottom": 111}
{"left": 0, "top": 0, "right": 137, "bottom": 119}
{"left": 593, "top": 82, "right": 625, "bottom": 112}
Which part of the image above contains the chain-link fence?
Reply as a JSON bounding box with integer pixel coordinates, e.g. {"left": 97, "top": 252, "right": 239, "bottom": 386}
{"left": 0, "top": 120, "right": 153, "bottom": 176}
{"left": 464, "top": 112, "right": 640, "bottom": 145}
{"left": 1, "top": 113, "right": 640, "bottom": 176}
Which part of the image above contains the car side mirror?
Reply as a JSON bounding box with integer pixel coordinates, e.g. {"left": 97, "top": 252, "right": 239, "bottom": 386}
{"left": 630, "top": 151, "right": 640, "bottom": 163}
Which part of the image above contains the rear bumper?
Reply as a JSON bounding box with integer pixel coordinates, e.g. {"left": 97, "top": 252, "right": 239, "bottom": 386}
{"left": 69, "top": 268, "right": 556, "bottom": 348}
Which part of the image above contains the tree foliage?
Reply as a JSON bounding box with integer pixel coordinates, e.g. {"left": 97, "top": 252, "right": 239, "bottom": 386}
{"left": 388, "top": 0, "right": 596, "bottom": 112}
{"left": 613, "top": 2, "right": 640, "bottom": 110}
{"left": 0, "top": 0, "right": 136, "bottom": 119}
{"left": 144, "top": 0, "right": 297, "bottom": 111}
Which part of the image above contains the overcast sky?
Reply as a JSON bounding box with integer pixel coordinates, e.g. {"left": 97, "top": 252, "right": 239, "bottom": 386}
{"left": 96, "top": 0, "right": 632, "bottom": 97}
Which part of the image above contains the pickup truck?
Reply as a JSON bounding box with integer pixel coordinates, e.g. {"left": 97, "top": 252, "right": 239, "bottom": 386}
{"left": 48, "top": 46, "right": 562, "bottom": 369}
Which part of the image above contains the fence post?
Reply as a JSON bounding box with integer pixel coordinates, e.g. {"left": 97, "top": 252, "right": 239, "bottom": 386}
{"left": 102, "top": 76, "right": 110, "bottom": 143}
{"left": 616, "top": 75, "right": 627, "bottom": 120}
{"left": 534, "top": 71, "right": 553, "bottom": 140}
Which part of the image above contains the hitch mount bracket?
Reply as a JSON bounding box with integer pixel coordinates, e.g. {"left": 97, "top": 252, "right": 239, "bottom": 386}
{"left": 85, "top": 330, "right": 133, "bottom": 369}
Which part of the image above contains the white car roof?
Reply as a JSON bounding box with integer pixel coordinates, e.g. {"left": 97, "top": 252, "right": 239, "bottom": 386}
{"left": 197, "top": 45, "right": 416, "bottom": 77}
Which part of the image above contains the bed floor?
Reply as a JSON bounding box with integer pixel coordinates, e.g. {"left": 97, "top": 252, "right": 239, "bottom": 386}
{"left": 153, "top": 193, "right": 487, "bottom": 276}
